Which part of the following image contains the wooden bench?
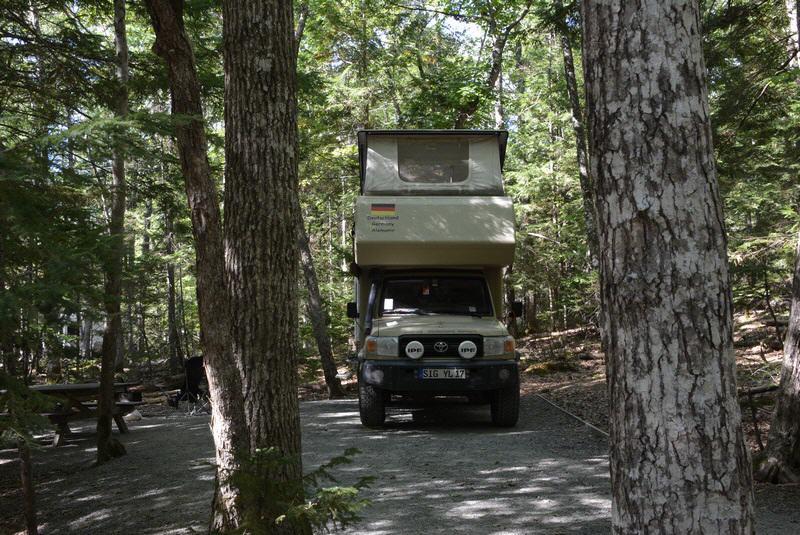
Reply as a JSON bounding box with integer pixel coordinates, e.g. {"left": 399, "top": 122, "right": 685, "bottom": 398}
{"left": 42, "top": 400, "right": 144, "bottom": 447}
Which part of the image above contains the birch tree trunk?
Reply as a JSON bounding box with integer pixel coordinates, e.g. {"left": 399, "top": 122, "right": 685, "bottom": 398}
{"left": 144, "top": 1, "right": 249, "bottom": 530}
{"left": 787, "top": 0, "right": 799, "bottom": 69}
{"left": 96, "top": 0, "right": 128, "bottom": 464}
{"left": 581, "top": 1, "right": 755, "bottom": 532}
{"left": 297, "top": 215, "right": 345, "bottom": 399}
{"left": 222, "top": 0, "right": 305, "bottom": 530}
{"left": 756, "top": 230, "right": 800, "bottom": 483}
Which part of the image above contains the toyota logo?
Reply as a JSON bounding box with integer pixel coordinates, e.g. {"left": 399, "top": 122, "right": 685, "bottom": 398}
{"left": 433, "top": 341, "right": 448, "bottom": 353}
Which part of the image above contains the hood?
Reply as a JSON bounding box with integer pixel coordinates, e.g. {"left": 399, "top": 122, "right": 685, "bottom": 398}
{"left": 371, "top": 314, "right": 510, "bottom": 337}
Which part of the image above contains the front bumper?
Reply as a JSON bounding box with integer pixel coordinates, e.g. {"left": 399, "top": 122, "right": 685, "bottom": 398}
{"left": 359, "top": 359, "right": 519, "bottom": 392}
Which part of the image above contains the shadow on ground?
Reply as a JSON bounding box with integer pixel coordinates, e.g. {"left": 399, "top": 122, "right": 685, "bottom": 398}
{"left": 2, "top": 394, "right": 797, "bottom": 534}
{"left": 301, "top": 397, "right": 611, "bottom": 534}
{"left": 2, "top": 395, "right": 612, "bottom": 534}
{"left": 0, "top": 417, "right": 214, "bottom": 535}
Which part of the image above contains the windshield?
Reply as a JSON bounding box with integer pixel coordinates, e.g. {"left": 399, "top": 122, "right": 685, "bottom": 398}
{"left": 379, "top": 277, "right": 493, "bottom": 316}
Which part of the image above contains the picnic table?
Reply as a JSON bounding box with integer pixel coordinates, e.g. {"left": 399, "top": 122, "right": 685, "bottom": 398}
{"left": 30, "top": 382, "right": 143, "bottom": 447}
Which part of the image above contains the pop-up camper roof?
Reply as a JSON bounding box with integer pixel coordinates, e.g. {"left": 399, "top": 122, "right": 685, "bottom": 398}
{"left": 358, "top": 130, "right": 509, "bottom": 196}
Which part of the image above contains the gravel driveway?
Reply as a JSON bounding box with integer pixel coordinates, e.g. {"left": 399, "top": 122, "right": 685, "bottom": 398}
{"left": 302, "top": 397, "right": 610, "bottom": 534}
{"left": 3, "top": 396, "right": 798, "bottom": 534}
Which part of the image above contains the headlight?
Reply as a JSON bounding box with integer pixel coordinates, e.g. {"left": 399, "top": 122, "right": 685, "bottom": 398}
{"left": 484, "top": 335, "right": 515, "bottom": 356}
{"left": 365, "top": 336, "right": 398, "bottom": 357}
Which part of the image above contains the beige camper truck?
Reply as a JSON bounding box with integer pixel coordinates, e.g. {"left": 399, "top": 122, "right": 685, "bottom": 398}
{"left": 348, "top": 130, "right": 521, "bottom": 427}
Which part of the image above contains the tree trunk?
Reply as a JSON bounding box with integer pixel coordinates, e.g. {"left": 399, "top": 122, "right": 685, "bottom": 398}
{"left": 756, "top": 230, "right": 800, "bottom": 483}
{"left": 81, "top": 314, "right": 93, "bottom": 361}
{"left": 581, "top": 1, "right": 755, "bottom": 532}
{"left": 144, "top": 1, "right": 249, "bottom": 530}
{"left": 165, "top": 209, "right": 183, "bottom": 374}
{"left": 297, "top": 215, "right": 345, "bottom": 399}
{"left": 504, "top": 265, "right": 517, "bottom": 337}
{"left": 96, "top": 0, "right": 129, "bottom": 465}
{"left": 136, "top": 200, "right": 152, "bottom": 365}
{"left": 558, "top": 27, "right": 598, "bottom": 263}
{"left": 455, "top": 31, "right": 506, "bottom": 128}
{"left": 787, "top": 0, "right": 799, "bottom": 69}
{"left": 19, "top": 440, "right": 37, "bottom": 534}
{"left": 222, "top": 0, "right": 306, "bottom": 530}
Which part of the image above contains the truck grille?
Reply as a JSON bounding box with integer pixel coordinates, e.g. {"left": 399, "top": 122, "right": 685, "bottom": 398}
{"left": 398, "top": 335, "right": 483, "bottom": 359}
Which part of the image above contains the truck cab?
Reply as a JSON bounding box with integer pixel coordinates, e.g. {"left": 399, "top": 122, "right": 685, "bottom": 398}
{"left": 349, "top": 130, "right": 521, "bottom": 427}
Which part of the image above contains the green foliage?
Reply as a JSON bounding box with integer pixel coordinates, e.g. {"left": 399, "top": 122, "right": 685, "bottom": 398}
{"left": 2, "top": 0, "right": 798, "bottom": 387}
{"left": 230, "top": 447, "right": 373, "bottom": 534}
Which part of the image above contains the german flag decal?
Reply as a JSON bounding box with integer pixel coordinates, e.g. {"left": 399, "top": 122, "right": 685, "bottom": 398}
{"left": 370, "top": 203, "right": 396, "bottom": 216}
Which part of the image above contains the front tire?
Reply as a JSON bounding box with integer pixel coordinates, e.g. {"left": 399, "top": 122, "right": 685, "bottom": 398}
{"left": 358, "top": 380, "right": 386, "bottom": 427}
{"left": 491, "top": 385, "right": 519, "bottom": 427}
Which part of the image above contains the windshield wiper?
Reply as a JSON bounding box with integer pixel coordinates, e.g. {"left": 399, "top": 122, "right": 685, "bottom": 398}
{"left": 385, "top": 307, "right": 431, "bottom": 315}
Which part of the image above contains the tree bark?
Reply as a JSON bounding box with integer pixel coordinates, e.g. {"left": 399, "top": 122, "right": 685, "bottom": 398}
{"left": 558, "top": 27, "right": 598, "bottom": 263}
{"left": 222, "top": 0, "right": 306, "bottom": 530}
{"left": 581, "top": 1, "right": 755, "bottom": 532}
{"left": 756, "top": 230, "right": 800, "bottom": 483}
{"left": 96, "top": 0, "right": 129, "bottom": 465}
{"left": 297, "top": 215, "right": 345, "bottom": 399}
{"left": 144, "top": 1, "right": 249, "bottom": 530}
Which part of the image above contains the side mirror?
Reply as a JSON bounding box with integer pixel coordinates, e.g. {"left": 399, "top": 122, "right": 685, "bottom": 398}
{"left": 511, "top": 301, "right": 523, "bottom": 318}
{"left": 346, "top": 302, "right": 359, "bottom": 319}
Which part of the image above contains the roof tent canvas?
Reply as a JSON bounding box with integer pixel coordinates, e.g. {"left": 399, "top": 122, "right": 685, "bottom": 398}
{"left": 358, "top": 130, "right": 508, "bottom": 196}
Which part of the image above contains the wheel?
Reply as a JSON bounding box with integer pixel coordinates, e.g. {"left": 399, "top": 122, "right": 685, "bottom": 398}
{"left": 358, "top": 379, "right": 386, "bottom": 427}
{"left": 491, "top": 385, "right": 519, "bottom": 427}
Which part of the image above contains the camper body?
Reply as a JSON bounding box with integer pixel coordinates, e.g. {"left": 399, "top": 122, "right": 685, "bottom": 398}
{"left": 349, "top": 130, "right": 520, "bottom": 427}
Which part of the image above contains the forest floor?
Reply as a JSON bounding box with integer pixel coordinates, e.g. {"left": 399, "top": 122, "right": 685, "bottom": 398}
{"left": 517, "top": 309, "right": 785, "bottom": 454}
{"left": 1, "top": 310, "right": 798, "bottom": 534}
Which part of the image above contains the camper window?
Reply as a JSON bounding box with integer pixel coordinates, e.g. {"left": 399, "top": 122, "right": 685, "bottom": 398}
{"left": 397, "top": 138, "right": 469, "bottom": 184}
{"left": 379, "top": 277, "right": 492, "bottom": 316}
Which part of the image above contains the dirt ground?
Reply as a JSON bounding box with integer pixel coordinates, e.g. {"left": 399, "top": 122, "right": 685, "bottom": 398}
{"left": 1, "top": 310, "right": 798, "bottom": 534}
{"left": 1, "top": 394, "right": 799, "bottom": 534}
{"left": 519, "top": 311, "right": 787, "bottom": 454}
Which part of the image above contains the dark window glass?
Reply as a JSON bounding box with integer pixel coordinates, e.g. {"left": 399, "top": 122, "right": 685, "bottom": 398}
{"left": 379, "top": 277, "right": 492, "bottom": 316}
{"left": 397, "top": 138, "right": 469, "bottom": 183}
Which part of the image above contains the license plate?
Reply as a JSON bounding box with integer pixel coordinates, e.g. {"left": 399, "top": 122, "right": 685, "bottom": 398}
{"left": 419, "top": 368, "right": 467, "bottom": 379}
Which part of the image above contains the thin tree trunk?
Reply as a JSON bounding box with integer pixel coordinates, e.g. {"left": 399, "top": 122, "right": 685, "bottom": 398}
{"left": 787, "top": 0, "right": 799, "bottom": 69}
{"left": 455, "top": 31, "right": 506, "bottom": 128}
{"left": 453, "top": 6, "right": 530, "bottom": 128}
{"left": 756, "top": 230, "right": 800, "bottom": 483}
{"left": 558, "top": 27, "right": 598, "bottom": 263}
{"left": 137, "top": 200, "right": 152, "bottom": 364}
{"left": 144, "top": 1, "right": 249, "bottom": 530}
{"left": 297, "top": 215, "right": 345, "bottom": 399}
{"left": 504, "top": 265, "right": 517, "bottom": 337}
{"left": 222, "top": 0, "right": 306, "bottom": 530}
{"left": 97, "top": 0, "right": 129, "bottom": 464}
{"left": 19, "top": 440, "right": 37, "bottom": 534}
{"left": 165, "top": 209, "right": 183, "bottom": 374}
{"left": 581, "top": 1, "right": 755, "bottom": 532}
{"left": 177, "top": 267, "right": 191, "bottom": 357}
{"left": 81, "top": 314, "right": 93, "bottom": 360}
